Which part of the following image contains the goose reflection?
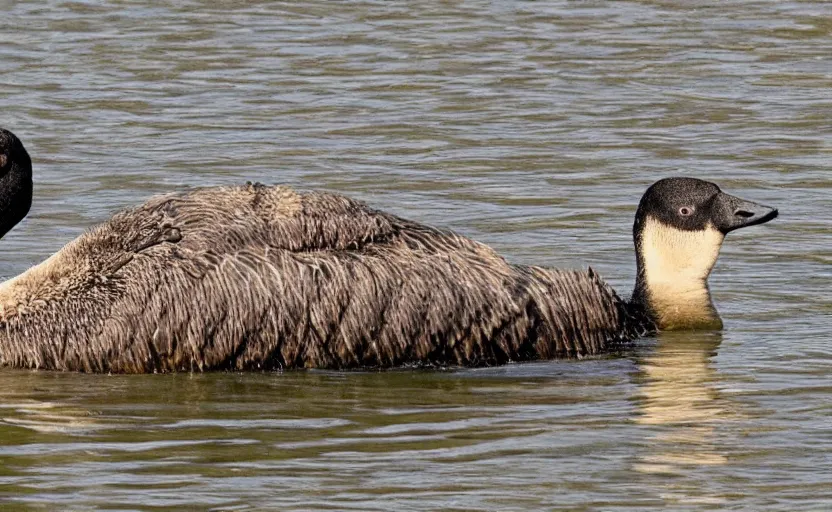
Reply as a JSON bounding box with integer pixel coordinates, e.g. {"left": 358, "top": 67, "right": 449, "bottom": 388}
{"left": 632, "top": 330, "right": 731, "bottom": 473}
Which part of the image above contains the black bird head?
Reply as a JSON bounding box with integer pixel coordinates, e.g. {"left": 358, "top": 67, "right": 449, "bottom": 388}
{"left": 0, "top": 129, "right": 33, "bottom": 240}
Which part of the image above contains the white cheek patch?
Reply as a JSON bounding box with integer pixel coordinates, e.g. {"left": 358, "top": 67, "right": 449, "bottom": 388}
{"left": 640, "top": 216, "right": 726, "bottom": 329}
{"left": 641, "top": 217, "right": 724, "bottom": 285}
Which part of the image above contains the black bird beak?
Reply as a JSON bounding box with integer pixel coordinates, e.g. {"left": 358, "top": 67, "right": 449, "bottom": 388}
{"left": 713, "top": 192, "right": 779, "bottom": 233}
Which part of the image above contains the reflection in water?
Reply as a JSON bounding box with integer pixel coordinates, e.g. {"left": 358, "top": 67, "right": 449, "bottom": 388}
{"left": 633, "top": 331, "right": 730, "bottom": 476}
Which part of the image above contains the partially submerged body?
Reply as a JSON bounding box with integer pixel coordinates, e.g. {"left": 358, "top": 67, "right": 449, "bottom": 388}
{"left": 0, "top": 185, "right": 649, "bottom": 372}
{"left": 0, "top": 128, "right": 777, "bottom": 373}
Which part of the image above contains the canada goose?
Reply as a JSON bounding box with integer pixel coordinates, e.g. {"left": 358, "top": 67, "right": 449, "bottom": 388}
{"left": 0, "top": 128, "right": 777, "bottom": 373}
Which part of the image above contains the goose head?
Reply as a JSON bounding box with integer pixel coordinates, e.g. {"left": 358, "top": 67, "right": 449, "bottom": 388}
{"left": 0, "top": 129, "right": 33, "bottom": 240}
{"left": 631, "top": 177, "right": 778, "bottom": 330}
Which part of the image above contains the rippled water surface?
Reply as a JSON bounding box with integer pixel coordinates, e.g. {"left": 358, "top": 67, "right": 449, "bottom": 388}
{"left": 1, "top": 1, "right": 831, "bottom": 510}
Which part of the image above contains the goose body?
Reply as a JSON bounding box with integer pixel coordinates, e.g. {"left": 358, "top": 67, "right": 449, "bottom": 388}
{"left": 0, "top": 129, "right": 777, "bottom": 373}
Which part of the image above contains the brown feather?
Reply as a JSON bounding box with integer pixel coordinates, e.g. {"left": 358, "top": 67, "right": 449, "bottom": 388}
{"left": 0, "top": 184, "right": 650, "bottom": 373}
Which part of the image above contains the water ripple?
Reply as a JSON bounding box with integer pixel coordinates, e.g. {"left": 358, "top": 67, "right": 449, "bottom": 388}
{"left": 0, "top": 0, "right": 830, "bottom": 510}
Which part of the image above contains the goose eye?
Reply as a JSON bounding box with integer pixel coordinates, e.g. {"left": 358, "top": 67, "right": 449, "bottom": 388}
{"left": 679, "top": 206, "right": 694, "bottom": 216}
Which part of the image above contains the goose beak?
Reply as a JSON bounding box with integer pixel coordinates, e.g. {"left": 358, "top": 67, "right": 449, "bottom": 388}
{"left": 713, "top": 192, "right": 779, "bottom": 234}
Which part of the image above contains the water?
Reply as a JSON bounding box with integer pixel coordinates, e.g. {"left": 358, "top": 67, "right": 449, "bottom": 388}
{"left": 1, "top": 0, "right": 830, "bottom": 509}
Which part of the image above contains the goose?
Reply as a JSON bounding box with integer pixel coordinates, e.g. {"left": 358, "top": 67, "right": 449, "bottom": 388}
{"left": 0, "top": 128, "right": 778, "bottom": 373}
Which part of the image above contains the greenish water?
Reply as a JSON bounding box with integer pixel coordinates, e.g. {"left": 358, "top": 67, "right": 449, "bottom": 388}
{"left": 1, "top": 1, "right": 830, "bottom": 510}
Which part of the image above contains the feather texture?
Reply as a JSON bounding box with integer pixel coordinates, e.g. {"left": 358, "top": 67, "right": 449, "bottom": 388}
{"left": 0, "top": 184, "right": 651, "bottom": 372}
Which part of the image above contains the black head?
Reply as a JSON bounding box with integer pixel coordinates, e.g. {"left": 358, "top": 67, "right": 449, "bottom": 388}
{"left": 0, "top": 128, "right": 33, "bottom": 239}
{"left": 634, "top": 177, "right": 778, "bottom": 237}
